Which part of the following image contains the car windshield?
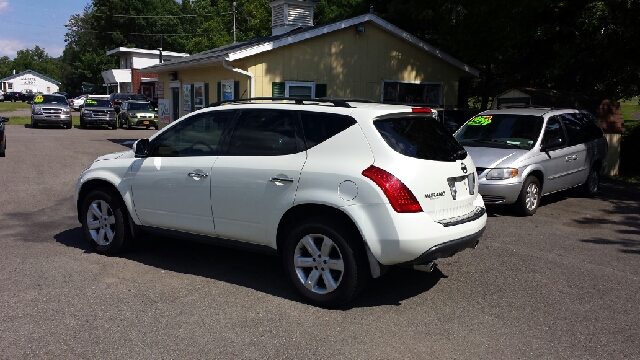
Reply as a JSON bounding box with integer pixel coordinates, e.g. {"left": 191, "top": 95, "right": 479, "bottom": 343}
{"left": 84, "top": 99, "right": 111, "bottom": 107}
{"left": 128, "top": 103, "right": 154, "bottom": 111}
{"left": 455, "top": 114, "right": 544, "bottom": 150}
{"left": 34, "top": 95, "right": 68, "bottom": 105}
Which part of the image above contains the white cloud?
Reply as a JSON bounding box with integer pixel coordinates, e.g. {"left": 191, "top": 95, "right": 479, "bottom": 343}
{"left": 0, "top": 1, "right": 9, "bottom": 12}
{"left": 0, "top": 39, "right": 26, "bottom": 58}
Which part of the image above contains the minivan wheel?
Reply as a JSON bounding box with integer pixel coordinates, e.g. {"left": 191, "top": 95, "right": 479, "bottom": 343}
{"left": 283, "top": 217, "right": 368, "bottom": 307}
{"left": 516, "top": 176, "right": 541, "bottom": 216}
{"left": 81, "top": 188, "right": 131, "bottom": 254}
{"left": 580, "top": 167, "right": 599, "bottom": 197}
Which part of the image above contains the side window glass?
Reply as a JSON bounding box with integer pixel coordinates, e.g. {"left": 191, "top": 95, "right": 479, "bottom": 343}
{"left": 151, "top": 111, "right": 234, "bottom": 157}
{"left": 541, "top": 116, "right": 566, "bottom": 147}
{"left": 560, "top": 113, "right": 587, "bottom": 146}
{"left": 300, "top": 111, "right": 356, "bottom": 149}
{"left": 227, "top": 110, "right": 299, "bottom": 156}
{"left": 576, "top": 112, "right": 604, "bottom": 141}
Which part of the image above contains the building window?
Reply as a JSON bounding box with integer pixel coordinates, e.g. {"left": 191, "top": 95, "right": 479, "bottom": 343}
{"left": 8, "top": 83, "right": 13, "bottom": 90}
{"left": 382, "top": 80, "right": 442, "bottom": 105}
{"left": 285, "top": 81, "right": 315, "bottom": 99}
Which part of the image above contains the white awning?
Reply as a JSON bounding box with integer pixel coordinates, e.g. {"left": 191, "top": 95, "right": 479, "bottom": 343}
{"left": 101, "top": 69, "right": 132, "bottom": 84}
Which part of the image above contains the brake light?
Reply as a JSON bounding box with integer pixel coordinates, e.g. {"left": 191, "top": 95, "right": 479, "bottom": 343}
{"left": 411, "top": 108, "right": 433, "bottom": 113}
{"left": 362, "top": 165, "right": 422, "bottom": 213}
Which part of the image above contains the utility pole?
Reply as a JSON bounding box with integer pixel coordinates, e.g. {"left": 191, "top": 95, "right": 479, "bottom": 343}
{"left": 233, "top": 2, "right": 237, "bottom": 43}
{"left": 158, "top": 34, "right": 163, "bottom": 63}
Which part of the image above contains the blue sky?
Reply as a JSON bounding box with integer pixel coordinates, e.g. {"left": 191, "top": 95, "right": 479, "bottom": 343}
{"left": 0, "top": 0, "right": 90, "bottom": 58}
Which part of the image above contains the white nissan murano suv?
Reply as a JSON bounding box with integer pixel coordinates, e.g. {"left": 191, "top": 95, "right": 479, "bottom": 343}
{"left": 75, "top": 98, "right": 487, "bottom": 307}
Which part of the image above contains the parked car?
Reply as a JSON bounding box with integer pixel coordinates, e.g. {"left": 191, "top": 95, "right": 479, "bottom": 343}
{"left": 109, "top": 93, "right": 148, "bottom": 113}
{"left": 4, "top": 92, "right": 21, "bottom": 102}
{"left": 20, "top": 90, "right": 38, "bottom": 102}
{"left": 31, "top": 94, "right": 72, "bottom": 129}
{"left": 117, "top": 100, "right": 158, "bottom": 130}
{"left": 80, "top": 97, "right": 117, "bottom": 129}
{"left": 454, "top": 107, "right": 607, "bottom": 215}
{"left": 75, "top": 98, "right": 487, "bottom": 307}
{"left": 69, "top": 95, "right": 87, "bottom": 111}
{"left": 0, "top": 116, "right": 8, "bottom": 157}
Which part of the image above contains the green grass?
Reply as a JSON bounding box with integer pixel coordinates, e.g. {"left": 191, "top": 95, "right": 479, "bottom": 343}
{"left": 6, "top": 116, "right": 81, "bottom": 127}
{"left": 620, "top": 96, "right": 639, "bottom": 121}
{"left": 0, "top": 101, "right": 30, "bottom": 112}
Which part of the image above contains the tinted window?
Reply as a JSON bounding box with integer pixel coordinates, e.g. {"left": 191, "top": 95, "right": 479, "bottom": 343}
{"left": 151, "top": 111, "right": 234, "bottom": 157}
{"left": 128, "top": 102, "right": 154, "bottom": 111}
{"left": 455, "top": 114, "right": 544, "bottom": 150}
{"left": 227, "top": 110, "right": 300, "bottom": 156}
{"left": 84, "top": 99, "right": 111, "bottom": 107}
{"left": 35, "top": 95, "right": 68, "bottom": 105}
{"left": 300, "top": 111, "right": 356, "bottom": 149}
{"left": 577, "top": 112, "right": 604, "bottom": 141}
{"left": 541, "top": 116, "right": 566, "bottom": 148}
{"left": 559, "top": 113, "right": 588, "bottom": 146}
{"left": 375, "top": 116, "right": 467, "bottom": 162}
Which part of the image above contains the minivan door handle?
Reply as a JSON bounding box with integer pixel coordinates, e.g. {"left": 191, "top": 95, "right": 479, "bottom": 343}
{"left": 565, "top": 155, "right": 578, "bottom": 161}
{"left": 270, "top": 176, "right": 294, "bottom": 183}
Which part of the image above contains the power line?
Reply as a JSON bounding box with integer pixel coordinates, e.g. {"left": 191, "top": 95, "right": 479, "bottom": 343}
{"left": 80, "top": 30, "right": 211, "bottom": 36}
{"left": 93, "top": 13, "right": 217, "bottom": 18}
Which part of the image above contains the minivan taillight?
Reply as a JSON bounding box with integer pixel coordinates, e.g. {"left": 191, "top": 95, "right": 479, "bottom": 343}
{"left": 362, "top": 165, "right": 423, "bottom": 213}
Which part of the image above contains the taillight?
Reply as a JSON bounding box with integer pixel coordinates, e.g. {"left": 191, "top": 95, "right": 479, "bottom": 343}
{"left": 411, "top": 108, "right": 432, "bottom": 113}
{"left": 362, "top": 165, "right": 422, "bottom": 213}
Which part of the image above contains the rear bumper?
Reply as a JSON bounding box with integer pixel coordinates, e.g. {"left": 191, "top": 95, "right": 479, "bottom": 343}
{"left": 400, "top": 227, "right": 485, "bottom": 266}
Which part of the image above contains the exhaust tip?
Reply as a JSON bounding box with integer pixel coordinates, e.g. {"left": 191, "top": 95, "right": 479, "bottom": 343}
{"left": 413, "top": 261, "right": 436, "bottom": 273}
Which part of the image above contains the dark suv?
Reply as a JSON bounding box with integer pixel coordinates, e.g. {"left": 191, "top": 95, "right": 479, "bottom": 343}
{"left": 80, "top": 97, "right": 117, "bottom": 129}
{"left": 109, "top": 93, "right": 148, "bottom": 113}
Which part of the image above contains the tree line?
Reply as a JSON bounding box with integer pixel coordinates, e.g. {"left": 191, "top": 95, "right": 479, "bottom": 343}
{"left": 2, "top": 0, "right": 638, "bottom": 108}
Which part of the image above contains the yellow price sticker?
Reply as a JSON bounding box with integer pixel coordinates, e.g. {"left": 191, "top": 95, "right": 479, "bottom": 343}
{"left": 468, "top": 115, "right": 492, "bottom": 126}
{"left": 34, "top": 95, "right": 44, "bottom": 103}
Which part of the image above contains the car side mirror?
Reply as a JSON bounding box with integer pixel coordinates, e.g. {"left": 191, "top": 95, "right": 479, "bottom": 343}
{"left": 540, "top": 138, "right": 563, "bottom": 152}
{"left": 27, "top": 101, "right": 33, "bottom": 105}
{"left": 134, "top": 138, "right": 150, "bottom": 158}
{"left": 0, "top": 117, "right": 8, "bottom": 123}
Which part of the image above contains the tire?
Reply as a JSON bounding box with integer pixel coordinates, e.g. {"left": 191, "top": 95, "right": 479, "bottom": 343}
{"left": 65, "top": 121, "right": 72, "bottom": 129}
{"left": 282, "top": 217, "right": 369, "bottom": 307}
{"left": 80, "top": 117, "right": 85, "bottom": 129}
{"left": 126, "top": 120, "right": 131, "bottom": 130}
{"left": 0, "top": 140, "right": 5, "bottom": 157}
{"left": 31, "top": 118, "right": 38, "bottom": 129}
{"left": 80, "top": 188, "right": 132, "bottom": 255}
{"left": 515, "top": 176, "right": 541, "bottom": 216}
{"left": 580, "top": 166, "right": 599, "bottom": 197}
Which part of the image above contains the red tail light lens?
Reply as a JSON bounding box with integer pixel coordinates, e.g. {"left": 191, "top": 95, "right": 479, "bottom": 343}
{"left": 362, "top": 165, "right": 422, "bottom": 213}
{"left": 411, "top": 108, "right": 433, "bottom": 113}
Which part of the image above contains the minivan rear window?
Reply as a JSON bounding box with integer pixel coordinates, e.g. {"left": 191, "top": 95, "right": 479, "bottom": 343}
{"left": 374, "top": 116, "right": 467, "bottom": 162}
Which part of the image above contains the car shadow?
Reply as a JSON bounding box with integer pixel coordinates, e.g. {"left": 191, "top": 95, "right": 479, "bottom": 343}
{"left": 574, "top": 179, "right": 640, "bottom": 254}
{"left": 53, "top": 227, "right": 445, "bottom": 308}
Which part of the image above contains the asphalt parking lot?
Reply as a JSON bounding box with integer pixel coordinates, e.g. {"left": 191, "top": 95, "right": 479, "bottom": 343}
{"left": 1, "top": 125, "right": 639, "bottom": 358}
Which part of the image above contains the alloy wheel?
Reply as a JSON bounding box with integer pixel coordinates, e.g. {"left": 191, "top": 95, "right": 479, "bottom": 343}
{"left": 86, "top": 200, "right": 116, "bottom": 246}
{"left": 525, "top": 182, "right": 539, "bottom": 211}
{"left": 293, "top": 234, "right": 345, "bottom": 294}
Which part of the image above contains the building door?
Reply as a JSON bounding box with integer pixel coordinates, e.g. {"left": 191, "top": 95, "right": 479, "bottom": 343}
{"left": 170, "top": 87, "right": 180, "bottom": 122}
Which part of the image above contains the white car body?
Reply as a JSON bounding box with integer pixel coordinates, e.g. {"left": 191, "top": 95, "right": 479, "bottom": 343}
{"left": 75, "top": 100, "right": 486, "bottom": 305}
{"left": 70, "top": 95, "right": 87, "bottom": 111}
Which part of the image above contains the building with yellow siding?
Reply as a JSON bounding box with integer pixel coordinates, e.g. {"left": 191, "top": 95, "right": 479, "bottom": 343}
{"left": 140, "top": 0, "right": 479, "bottom": 128}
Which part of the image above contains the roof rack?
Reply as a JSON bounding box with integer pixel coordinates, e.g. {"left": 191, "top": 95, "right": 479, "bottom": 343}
{"left": 497, "top": 104, "right": 553, "bottom": 110}
{"left": 208, "top": 97, "right": 353, "bottom": 108}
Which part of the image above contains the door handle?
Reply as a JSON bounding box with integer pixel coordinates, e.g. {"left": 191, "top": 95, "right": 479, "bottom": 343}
{"left": 188, "top": 172, "right": 209, "bottom": 178}
{"left": 565, "top": 155, "right": 578, "bottom": 161}
{"left": 270, "top": 176, "right": 294, "bottom": 183}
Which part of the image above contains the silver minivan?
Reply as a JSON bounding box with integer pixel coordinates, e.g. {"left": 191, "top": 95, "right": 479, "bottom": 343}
{"left": 454, "top": 107, "right": 608, "bottom": 215}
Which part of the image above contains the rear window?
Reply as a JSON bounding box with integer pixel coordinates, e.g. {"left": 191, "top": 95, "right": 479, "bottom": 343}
{"left": 374, "top": 116, "right": 467, "bottom": 162}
